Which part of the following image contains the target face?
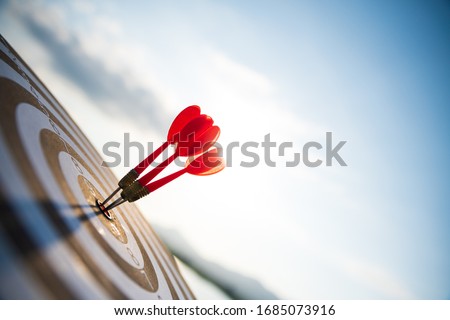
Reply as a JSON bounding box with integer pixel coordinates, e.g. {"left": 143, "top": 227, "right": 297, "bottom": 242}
{"left": 0, "top": 35, "right": 193, "bottom": 299}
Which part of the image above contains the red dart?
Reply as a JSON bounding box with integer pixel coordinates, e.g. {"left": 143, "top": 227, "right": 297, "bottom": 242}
{"left": 103, "top": 116, "right": 218, "bottom": 210}
{"left": 101, "top": 105, "right": 202, "bottom": 205}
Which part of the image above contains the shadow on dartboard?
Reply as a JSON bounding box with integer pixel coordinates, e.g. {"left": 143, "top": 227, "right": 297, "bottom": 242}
{"left": 0, "top": 35, "right": 194, "bottom": 299}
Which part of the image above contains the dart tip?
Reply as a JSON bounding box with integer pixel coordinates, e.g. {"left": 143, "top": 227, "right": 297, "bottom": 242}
{"left": 101, "top": 187, "right": 121, "bottom": 206}
{"left": 104, "top": 197, "right": 126, "bottom": 211}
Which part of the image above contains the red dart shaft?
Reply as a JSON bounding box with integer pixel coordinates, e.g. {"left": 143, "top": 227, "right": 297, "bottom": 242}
{"left": 119, "top": 147, "right": 224, "bottom": 205}
{"left": 138, "top": 149, "right": 179, "bottom": 185}
{"left": 134, "top": 141, "right": 170, "bottom": 175}
{"left": 145, "top": 168, "right": 187, "bottom": 193}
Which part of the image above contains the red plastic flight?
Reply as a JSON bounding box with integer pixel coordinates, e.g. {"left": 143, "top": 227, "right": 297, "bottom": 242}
{"left": 134, "top": 105, "right": 201, "bottom": 174}
{"left": 137, "top": 115, "right": 219, "bottom": 185}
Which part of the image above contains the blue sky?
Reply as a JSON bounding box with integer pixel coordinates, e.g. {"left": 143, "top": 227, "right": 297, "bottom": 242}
{"left": 1, "top": 0, "right": 449, "bottom": 299}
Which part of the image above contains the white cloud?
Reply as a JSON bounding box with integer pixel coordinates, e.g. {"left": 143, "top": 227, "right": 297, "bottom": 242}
{"left": 339, "top": 257, "right": 415, "bottom": 299}
{"left": 211, "top": 51, "right": 274, "bottom": 95}
{"left": 71, "top": 0, "right": 95, "bottom": 15}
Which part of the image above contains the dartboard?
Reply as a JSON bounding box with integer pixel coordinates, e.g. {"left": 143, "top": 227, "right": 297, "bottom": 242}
{"left": 0, "top": 35, "right": 194, "bottom": 299}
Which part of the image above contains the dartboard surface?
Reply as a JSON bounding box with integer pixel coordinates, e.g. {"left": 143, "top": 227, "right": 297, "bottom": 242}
{"left": 0, "top": 35, "right": 194, "bottom": 299}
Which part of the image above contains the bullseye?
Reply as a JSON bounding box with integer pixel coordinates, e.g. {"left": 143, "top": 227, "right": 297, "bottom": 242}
{"left": 96, "top": 199, "right": 113, "bottom": 220}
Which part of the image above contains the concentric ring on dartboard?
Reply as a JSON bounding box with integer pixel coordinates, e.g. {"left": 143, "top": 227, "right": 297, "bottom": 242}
{"left": 0, "top": 40, "right": 193, "bottom": 298}
{"left": 18, "top": 103, "right": 172, "bottom": 297}
{"left": 46, "top": 140, "right": 158, "bottom": 290}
